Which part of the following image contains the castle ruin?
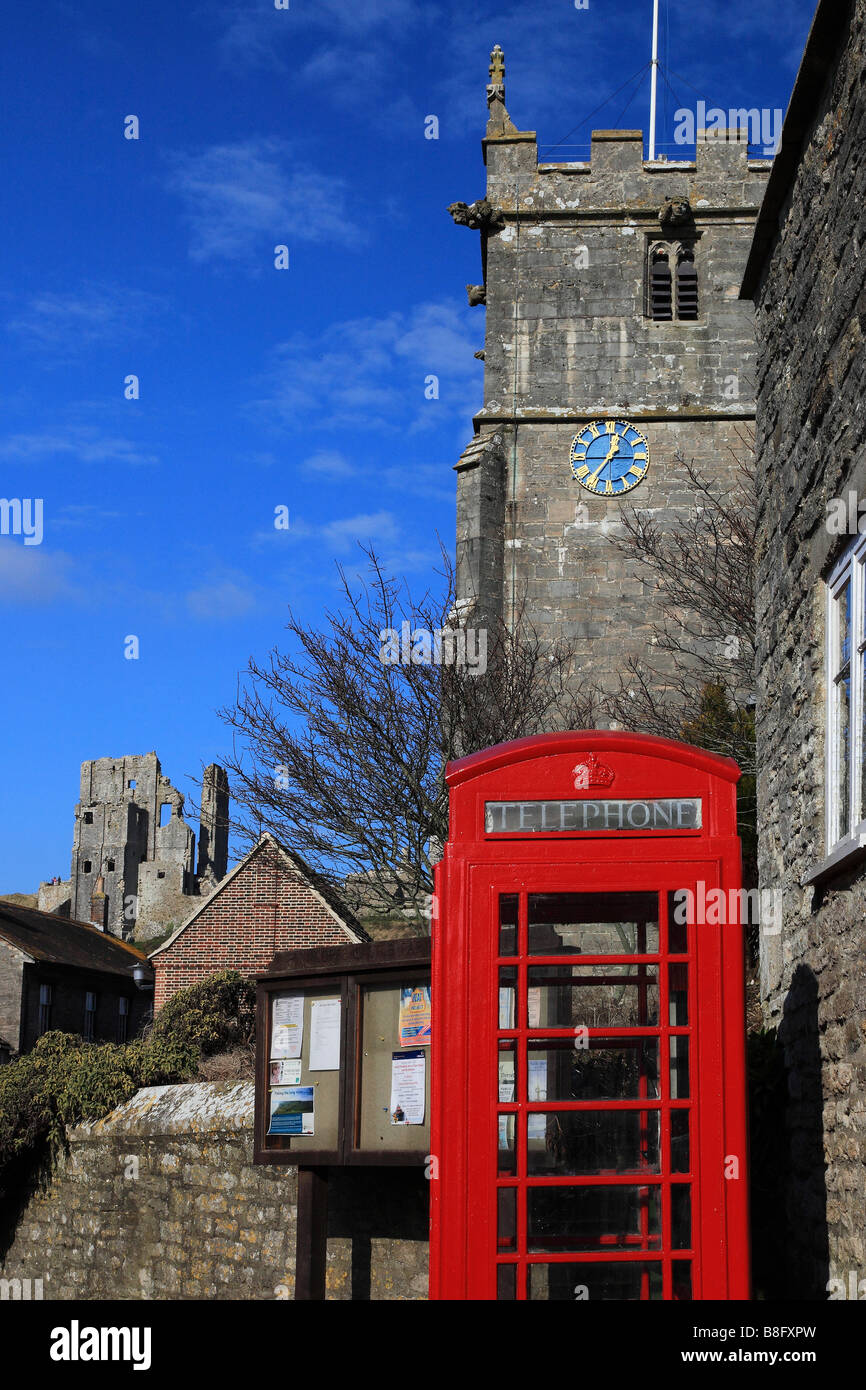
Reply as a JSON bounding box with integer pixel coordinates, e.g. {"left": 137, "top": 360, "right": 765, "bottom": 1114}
{"left": 38, "top": 755, "right": 229, "bottom": 942}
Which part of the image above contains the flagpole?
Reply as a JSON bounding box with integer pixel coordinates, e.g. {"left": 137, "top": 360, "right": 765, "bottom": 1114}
{"left": 649, "top": 0, "right": 659, "bottom": 160}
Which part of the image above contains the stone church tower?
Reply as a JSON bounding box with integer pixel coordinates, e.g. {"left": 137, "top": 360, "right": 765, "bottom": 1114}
{"left": 451, "top": 48, "right": 772, "bottom": 699}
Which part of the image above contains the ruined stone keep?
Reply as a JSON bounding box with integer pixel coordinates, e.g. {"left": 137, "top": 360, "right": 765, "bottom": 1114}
{"left": 37, "top": 754, "right": 229, "bottom": 942}
{"left": 451, "top": 50, "right": 771, "bottom": 696}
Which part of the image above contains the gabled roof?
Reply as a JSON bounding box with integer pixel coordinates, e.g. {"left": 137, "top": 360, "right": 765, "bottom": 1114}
{"left": 0, "top": 902, "right": 147, "bottom": 977}
{"left": 148, "top": 833, "right": 370, "bottom": 958}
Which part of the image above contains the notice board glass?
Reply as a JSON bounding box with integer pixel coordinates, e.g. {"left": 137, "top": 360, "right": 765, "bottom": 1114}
{"left": 255, "top": 940, "right": 431, "bottom": 1167}
{"left": 355, "top": 981, "right": 431, "bottom": 1154}
{"left": 266, "top": 987, "right": 343, "bottom": 1154}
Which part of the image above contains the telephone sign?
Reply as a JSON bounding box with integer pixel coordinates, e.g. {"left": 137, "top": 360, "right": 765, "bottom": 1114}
{"left": 430, "top": 732, "right": 749, "bottom": 1301}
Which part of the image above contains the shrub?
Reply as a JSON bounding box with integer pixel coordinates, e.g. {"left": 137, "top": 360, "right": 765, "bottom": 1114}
{"left": 0, "top": 970, "right": 254, "bottom": 1195}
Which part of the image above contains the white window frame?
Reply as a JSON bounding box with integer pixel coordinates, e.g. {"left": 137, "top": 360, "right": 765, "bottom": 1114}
{"left": 826, "top": 534, "right": 866, "bottom": 852}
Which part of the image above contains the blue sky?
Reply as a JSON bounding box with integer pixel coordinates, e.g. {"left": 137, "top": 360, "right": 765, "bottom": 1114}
{"left": 0, "top": 0, "right": 815, "bottom": 893}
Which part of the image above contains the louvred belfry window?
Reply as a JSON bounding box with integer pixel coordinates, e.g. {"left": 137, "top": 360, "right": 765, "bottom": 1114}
{"left": 650, "top": 250, "right": 672, "bottom": 320}
{"left": 677, "top": 249, "right": 698, "bottom": 319}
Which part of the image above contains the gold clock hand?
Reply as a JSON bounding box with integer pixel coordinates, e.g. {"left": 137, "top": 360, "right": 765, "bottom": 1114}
{"left": 586, "top": 435, "right": 620, "bottom": 487}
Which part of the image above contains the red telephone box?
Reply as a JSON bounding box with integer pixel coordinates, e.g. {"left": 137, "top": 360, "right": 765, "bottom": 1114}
{"left": 430, "top": 731, "right": 749, "bottom": 1301}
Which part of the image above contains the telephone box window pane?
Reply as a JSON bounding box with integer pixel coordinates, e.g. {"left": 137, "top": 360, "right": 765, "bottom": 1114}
{"left": 498, "top": 894, "right": 518, "bottom": 957}
{"left": 672, "top": 1185, "right": 692, "bottom": 1249}
{"left": 670, "top": 1110, "right": 690, "bottom": 1173}
{"left": 669, "top": 964, "right": 689, "bottom": 1025}
{"left": 499, "top": 1041, "right": 516, "bottom": 1102}
{"left": 672, "top": 1260, "right": 693, "bottom": 1300}
{"left": 527, "top": 964, "right": 659, "bottom": 1028}
{"left": 496, "top": 1264, "right": 517, "bottom": 1300}
{"left": 498, "top": 1115, "right": 516, "bottom": 1174}
{"left": 526, "top": 1109, "right": 661, "bottom": 1175}
{"left": 498, "top": 968, "right": 517, "bottom": 1029}
{"left": 527, "top": 1039, "right": 660, "bottom": 1101}
{"left": 667, "top": 892, "right": 689, "bottom": 954}
{"left": 527, "top": 1184, "right": 661, "bottom": 1252}
{"left": 670, "top": 1036, "right": 690, "bottom": 1098}
{"left": 528, "top": 1261, "right": 663, "bottom": 1301}
{"left": 528, "top": 892, "right": 659, "bottom": 955}
{"left": 497, "top": 1187, "right": 517, "bottom": 1252}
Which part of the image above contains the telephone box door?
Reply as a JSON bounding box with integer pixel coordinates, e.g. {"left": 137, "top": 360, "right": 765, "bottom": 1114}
{"left": 465, "top": 859, "right": 738, "bottom": 1301}
{"left": 430, "top": 732, "right": 748, "bottom": 1302}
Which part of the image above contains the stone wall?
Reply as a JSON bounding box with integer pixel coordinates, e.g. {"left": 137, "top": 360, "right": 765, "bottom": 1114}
{"left": 0, "top": 938, "right": 25, "bottom": 1048}
{"left": 0, "top": 1081, "right": 429, "bottom": 1301}
{"left": 747, "top": 0, "right": 866, "bottom": 1299}
{"left": 453, "top": 97, "right": 770, "bottom": 695}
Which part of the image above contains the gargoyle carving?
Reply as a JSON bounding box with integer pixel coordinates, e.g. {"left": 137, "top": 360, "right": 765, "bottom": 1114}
{"left": 448, "top": 199, "right": 505, "bottom": 235}
{"left": 658, "top": 197, "right": 693, "bottom": 227}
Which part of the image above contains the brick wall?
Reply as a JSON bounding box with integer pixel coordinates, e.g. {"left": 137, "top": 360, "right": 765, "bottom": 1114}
{"left": 152, "top": 841, "right": 359, "bottom": 1011}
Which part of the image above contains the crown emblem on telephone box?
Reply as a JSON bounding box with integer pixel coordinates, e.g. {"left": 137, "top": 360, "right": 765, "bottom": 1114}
{"left": 572, "top": 753, "right": 615, "bottom": 791}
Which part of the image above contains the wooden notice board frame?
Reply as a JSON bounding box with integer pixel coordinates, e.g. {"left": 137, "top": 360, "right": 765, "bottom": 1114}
{"left": 254, "top": 939, "right": 432, "bottom": 1169}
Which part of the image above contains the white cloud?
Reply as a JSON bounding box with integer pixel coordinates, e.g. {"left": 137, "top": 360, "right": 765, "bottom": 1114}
{"left": 301, "top": 450, "right": 356, "bottom": 478}
{"left": 7, "top": 283, "right": 167, "bottom": 354}
{"left": 165, "top": 137, "right": 361, "bottom": 263}
{"left": 254, "top": 299, "right": 482, "bottom": 432}
{"left": 184, "top": 570, "right": 259, "bottom": 620}
{"left": 320, "top": 510, "right": 400, "bottom": 552}
{"left": 0, "top": 428, "right": 158, "bottom": 468}
{"left": 0, "top": 543, "right": 82, "bottom": 606}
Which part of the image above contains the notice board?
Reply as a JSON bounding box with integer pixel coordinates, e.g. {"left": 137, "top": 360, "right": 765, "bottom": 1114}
{"left": 255, "top": 939, "right": 431, "bottom": 1167}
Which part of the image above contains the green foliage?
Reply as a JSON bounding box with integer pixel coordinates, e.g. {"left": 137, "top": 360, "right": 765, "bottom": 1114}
{"left": 0, "top": 971, "right": 255, "bottom": 1194}
{"left": 149, "top": 970, "right": 256, "bottom": 1056}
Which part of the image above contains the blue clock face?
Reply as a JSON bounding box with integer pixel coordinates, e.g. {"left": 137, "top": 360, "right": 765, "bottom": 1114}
{"left": 570, "top": 420, "right": 650, "bottom": 495}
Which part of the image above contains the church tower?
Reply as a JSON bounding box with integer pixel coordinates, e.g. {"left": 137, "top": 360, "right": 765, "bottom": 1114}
{"left": 451, "top": 48, "right": 771, "bottom": 698}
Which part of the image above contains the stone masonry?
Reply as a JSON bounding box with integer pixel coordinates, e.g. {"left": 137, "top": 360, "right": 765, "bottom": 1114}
{"left": 0, "top": 1082, "right": 428, "bottom": 1300}
{"left": 741, "top": 0, "right": 866, "bottom": 1299}
{"left": 38, "top": 755, "right": 229, "bottom": 943}
{"left": 452, "top": 51, "right": 771, "bottom": 696}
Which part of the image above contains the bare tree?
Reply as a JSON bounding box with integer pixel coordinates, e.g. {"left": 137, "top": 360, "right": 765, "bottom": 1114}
{"left": 219, "top": 545, "right": 593, "bottom": 919}
{"left": 603, "top": 441, "right": 757, "bottom": 878}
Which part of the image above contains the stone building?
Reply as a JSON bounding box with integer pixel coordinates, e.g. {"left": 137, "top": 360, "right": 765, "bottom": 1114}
{"left": 0, "top": 901, "right": 150, "bottom": 1056}
{"left": 38, "top": 755, "right": 229, "bottom": 943}
{"left": 450, "top": 49, "right": 771, "bottom": 696}
{"left": 740, "top": 0, "right": 866, "bottom": 1299}
{"left": 150, "top": 834, "right": 369, "bottom": 1011}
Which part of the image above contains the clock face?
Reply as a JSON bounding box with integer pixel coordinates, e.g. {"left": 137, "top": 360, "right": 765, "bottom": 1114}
{"left": 570, "top": 419, "right": 650, "bottom": 496}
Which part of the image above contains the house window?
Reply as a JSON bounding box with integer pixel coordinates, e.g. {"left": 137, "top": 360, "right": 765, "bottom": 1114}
{"left": 827, "top": 536, "right": 866, "bottom": 850}
{"left": 83, "top": 860, "right": 92, "bottom": 874}
{"left": 117, "top": 996, "right": 129, "bottom": 1044}
{"left": 38, "top": 983, "right": 52, "bottom": 1035}
{"left": 83, "top": 812, "right": 93, "bottom": 825}
{"left": 106, "top": 859, "right": 115, "bottom": 872}
{"left": 83, "top": 991, "right": 97, "bottom": 1042}
{"left": 649, "top": 241, "right": 698, "bottom": 320}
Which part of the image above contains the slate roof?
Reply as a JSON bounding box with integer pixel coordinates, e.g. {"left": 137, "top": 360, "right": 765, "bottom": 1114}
{"left": 0, "top": 901, "right": 147, "bottom": 977}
